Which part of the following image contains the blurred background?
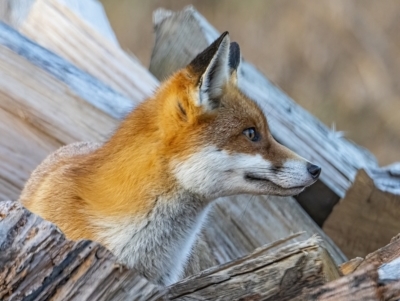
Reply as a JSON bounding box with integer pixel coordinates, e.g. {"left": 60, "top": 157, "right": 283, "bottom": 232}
{"left": 100, "top": 0, "right": 400, "bottom": 166}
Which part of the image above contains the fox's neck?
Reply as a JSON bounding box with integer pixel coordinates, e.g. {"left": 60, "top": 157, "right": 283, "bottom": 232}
{"left": 75, "top": 100, "right": 211, "bottom": 284}
{"left": 79, "top": 99, "right": 176, "bottom": 217}
{"left": 93, "top": 190, "right": 210, "bottom": 285}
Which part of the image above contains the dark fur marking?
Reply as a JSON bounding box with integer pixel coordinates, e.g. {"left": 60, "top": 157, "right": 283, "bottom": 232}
{"left": 178, "top": 102, "right": 187, "bottom": 118}
{"left": 188, "top": 31, "right": 229, "bottom": 82}
{"left": 229, "top": 42, "right": 240, "bottom": 71}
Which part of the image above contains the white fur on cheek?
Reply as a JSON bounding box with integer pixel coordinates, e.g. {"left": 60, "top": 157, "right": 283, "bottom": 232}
{"left": 172, "top": 146, "right": 274, "bottom": 198}
{"left": 172, "top": 147, "right": 315, "bottom": 198}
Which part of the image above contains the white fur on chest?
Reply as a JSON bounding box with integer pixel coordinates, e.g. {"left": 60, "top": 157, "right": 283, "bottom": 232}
{"left": 93, "top": 192, "right": 209, "bottom": 285}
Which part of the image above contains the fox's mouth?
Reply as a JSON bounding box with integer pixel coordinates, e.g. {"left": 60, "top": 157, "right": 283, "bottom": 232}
{"left": 244, "top": 173, "right": 305, "bottom": 190}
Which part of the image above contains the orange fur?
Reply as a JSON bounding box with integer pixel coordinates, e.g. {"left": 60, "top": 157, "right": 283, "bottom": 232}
{"left": 20, "top": 65, "right": 296, "bottom": 239}
{"left": 19, "top": 33, "right": 319, "bottom": 285}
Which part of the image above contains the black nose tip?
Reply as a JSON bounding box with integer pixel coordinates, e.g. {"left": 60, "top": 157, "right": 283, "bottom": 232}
{"left": 307, "top": 163, "right": 321, "bottom": 179}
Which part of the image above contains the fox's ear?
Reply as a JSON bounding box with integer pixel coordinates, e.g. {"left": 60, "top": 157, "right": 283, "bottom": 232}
{"left": 188, "top": 32, "right": 230, "bottom": 111}
{"left": 228, "top": 42, "right": 241, "bottom": 85}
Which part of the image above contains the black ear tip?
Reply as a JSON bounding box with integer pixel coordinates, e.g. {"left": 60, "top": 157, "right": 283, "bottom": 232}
{"left": 221, "top": 31, "right": 229, "bottom": 37}
{"left": 188, "top": 31, "right": 231, "bottom": 76}
{"left": 229, "top": 42, "right": 241, "bottom": 70}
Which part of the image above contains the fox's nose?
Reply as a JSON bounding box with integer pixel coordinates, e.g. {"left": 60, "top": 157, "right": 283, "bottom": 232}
{"left": 307, "top": 163, "right": 321, "bottom": 179}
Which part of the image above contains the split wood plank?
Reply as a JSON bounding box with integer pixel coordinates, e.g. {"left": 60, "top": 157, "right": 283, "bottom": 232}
{"left": 0, "top": 22, "right": 132, "bottom": 200}
{"left": 324, "top": 169, "right": 400, "bottom": 259}
{"left": 202, "top": 195, "right": 346, "bottom": 268}
{"left": 17, "top": 0, "right": 158, "bottom": 103}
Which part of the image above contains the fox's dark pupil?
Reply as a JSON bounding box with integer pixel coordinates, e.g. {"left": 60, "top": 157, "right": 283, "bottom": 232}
{"left": 244, "top": 127, "right": 258, "bottom": 142}
{"left": 249, "top": 129, "right": 254, "bottom": 139}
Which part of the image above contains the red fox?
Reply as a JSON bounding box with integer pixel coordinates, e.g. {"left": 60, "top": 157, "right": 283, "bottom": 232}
{"left": 19, "top": 32, "right": 321, "bottom": 286}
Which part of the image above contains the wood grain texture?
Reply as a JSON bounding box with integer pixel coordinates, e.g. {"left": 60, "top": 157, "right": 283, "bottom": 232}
{"left": 19, "top": 0, "right": 158, "bottom": 103}
{"left": 0, "top": 23, "right": 129, "bottom": 200}
{"left": 202, "top": 195, "right": 346, "bottom": 267}
{"left": 0, "top": 0, "right": 119, "bottom": 46}
{"left": 306, "top": 265, "right": 380, "bottom": 301}
{"left": 324, "top": 169, "right": 400, "bottom": 259}
{"left": 353, "top": 233, "right": 400, "bottom": 273}
{"left": 306, "top": 260, "right": 400, "bottom": 301}
{"left": 3, "top": 201, "right": 400, "bottom": 300}
{"left": 0, "top": 201, "right": 161, "bottom": 301}
{"left": 149, "top": 7, "right": 400, "bottom": 206}
{"left": 159, "top": 235, "right": 340, "bottom": 301}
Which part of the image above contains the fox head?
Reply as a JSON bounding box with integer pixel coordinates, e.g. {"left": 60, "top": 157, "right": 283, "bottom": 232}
{"left": 152, "top": 32, "right": 321, "bottom": 200}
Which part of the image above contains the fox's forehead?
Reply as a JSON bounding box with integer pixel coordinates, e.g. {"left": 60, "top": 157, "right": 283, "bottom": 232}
{"left": 217, "top": 85, "right": 268, "bottom": 131}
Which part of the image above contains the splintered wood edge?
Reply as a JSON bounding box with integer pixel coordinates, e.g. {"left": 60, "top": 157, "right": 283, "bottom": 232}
{"left": 339, "top": 257, "right": 364, "bottom": 275}
{"left": 162, "top": 234, "right": 338, "bottom": 297}
{"left": 0, "top": 201, "right": 160, "bottom": 301}
{"left": 354, "top": 232, "right": 400, "bottom": 272}
{"left": 339, "top": 232, "right": 400, "bottom": 276}
{"left": 307, "top": 259, "right": 400, "bottom": 301}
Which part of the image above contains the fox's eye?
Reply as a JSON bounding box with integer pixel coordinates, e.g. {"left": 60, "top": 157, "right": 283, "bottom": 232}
{"left": 243, "top": 127, "right": 260, "bottom": 142}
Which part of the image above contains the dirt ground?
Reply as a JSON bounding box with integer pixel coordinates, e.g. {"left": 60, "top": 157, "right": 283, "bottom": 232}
{"left": 100, "top": 0, "right": 400, "bottom": 166}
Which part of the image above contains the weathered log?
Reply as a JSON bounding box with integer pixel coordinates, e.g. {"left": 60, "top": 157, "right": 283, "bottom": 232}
{"left": 0, "top": 5, "right": 346, "bottom": 270}
{"left": 4, "top": 201, "right": 400, "bottom": 300}
{"left": 0, "top": 201, "right": 160, "bottom": 301}
{"left": 0, "top": 22, "right": 134, "bottom": 200}
{"left": 149, "top": 7, "right": 400, "bottom": 224}
{"left": 1, "top": 201, "right": 341, "bottom": 300}
{"left": 158, "top": 235, "right": 340, "bottom": 300}
{"left": 324, "top": 169, "right": 400, "bottom": 258}
{"left": 2, "top": 0, "right": 158, "bottom": 103}
{"left": 203, "top": 195, "right": 346, "bottom": 267}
